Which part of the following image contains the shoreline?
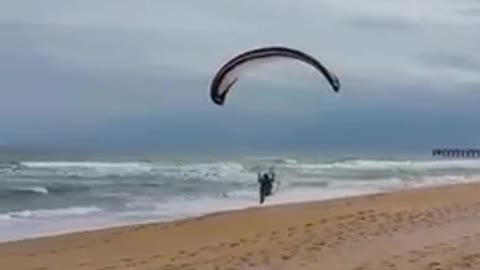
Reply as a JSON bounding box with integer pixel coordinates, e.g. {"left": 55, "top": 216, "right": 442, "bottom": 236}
{"left": 0, "top": 179, "right": 478, "bottom": 245}
{"left": 3, "top": 180, "right": 480, "bottom": 269}
{"left": 0, "top": 180, "right": 474, "bottom": 244}
{"left": 0, "top": 190, "right": 380, "bottom": 245}
{"left": 3, "top": 157, "right": 480, "bottom": 246}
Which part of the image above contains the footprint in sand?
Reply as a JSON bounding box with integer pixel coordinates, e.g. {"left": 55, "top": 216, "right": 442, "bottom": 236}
{"left": 151, "top": 254, "right": 162, "bottom": 259}
{"left": 408, "top": 258, "right": 419, "bottom": 264}
{"left": 353, "top": 263, "right": 369, "bottom": 270}
{"left": 239, "top": 256, "right": 250, "bottom": 264}
{"left": 124, "top": 262, "right": 137, "bottom": 268}
{"left": 427, "top": 261, "right": 442, "bottom": 270}
{"left": 390, "top": 254, "right": 402, "bottom": 260}
{"left": 76, "top": 262, "right": 93, "bottom": 267}
{"left": 162, "top": 264, "right": 174, "bottom": 270}
{"left": 99, "top": 266, "right": 116, "bottom": 270}
{"left": 381, "top": 260, "right": 397, "bottom": 269}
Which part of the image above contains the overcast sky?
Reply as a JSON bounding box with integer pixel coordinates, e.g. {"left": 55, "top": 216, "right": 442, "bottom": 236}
{"left": 0, "top": 0, "right": 479, "bottom": 155}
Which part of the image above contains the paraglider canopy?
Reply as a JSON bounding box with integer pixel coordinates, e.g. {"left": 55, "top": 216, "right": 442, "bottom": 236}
{"left": 209, "top": 46, "right": 341, "bottom": 106}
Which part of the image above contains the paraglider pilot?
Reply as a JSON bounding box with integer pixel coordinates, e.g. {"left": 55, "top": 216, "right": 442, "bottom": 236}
{"left": 258, "top": 171, "right": 275, "bottom": 204}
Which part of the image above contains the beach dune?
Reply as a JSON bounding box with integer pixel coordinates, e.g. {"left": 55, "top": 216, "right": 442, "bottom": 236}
{"left": 2, "top": 181, "right": 480, "bottom": 270}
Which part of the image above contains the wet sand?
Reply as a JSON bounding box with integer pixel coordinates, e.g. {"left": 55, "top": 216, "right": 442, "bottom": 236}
{"left": 2, "top": 181, "right": 480, "bottom": 270}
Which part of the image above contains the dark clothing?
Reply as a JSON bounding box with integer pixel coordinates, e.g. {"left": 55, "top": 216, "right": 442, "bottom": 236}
{"left": 258, "top": 172, "right": 275, "bottom": 204}
{"left": 259, "top": 178, "right": 273, "bottom": 195}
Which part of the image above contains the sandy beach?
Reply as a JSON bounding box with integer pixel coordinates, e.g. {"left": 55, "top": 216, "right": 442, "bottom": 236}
{"left": 2, "top": 181, "right": 480, "bottom": 270}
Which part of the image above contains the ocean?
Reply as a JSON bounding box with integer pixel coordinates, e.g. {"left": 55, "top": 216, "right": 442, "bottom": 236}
{"left": 1, "top": 155, "right": 480, "bottom": 243}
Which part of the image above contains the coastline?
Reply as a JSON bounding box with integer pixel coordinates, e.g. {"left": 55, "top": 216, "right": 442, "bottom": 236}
{"left": 3, "top": 180, "right": 480, "bottom": 269}
{"left": 3, "top": 157, "right": 480, "bottom": 244}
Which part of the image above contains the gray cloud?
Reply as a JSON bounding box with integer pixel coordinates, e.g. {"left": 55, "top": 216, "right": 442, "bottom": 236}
{"left": 349, "top": 16, "right": 419, "bottom": 31}
{"left": 421, "top": 52, "right": 480, "bottom": 72}
{"left": 452, "top": 0, "right": 480, "bottom": 17}
{"left": 460, "top": 8, "right": 480, "bottom": 16}
{"left": 0, "top": 0, "right": 479, "bottom": 153}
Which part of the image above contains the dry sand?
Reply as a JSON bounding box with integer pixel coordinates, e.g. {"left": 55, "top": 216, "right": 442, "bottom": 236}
{"left": 2, "top": 181, "right": 480, "bottom": 270}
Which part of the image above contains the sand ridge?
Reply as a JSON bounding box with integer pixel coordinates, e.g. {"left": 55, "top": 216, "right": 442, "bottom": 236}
{"left": 2, "top": 181, "right": 480, "bottom": 269}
